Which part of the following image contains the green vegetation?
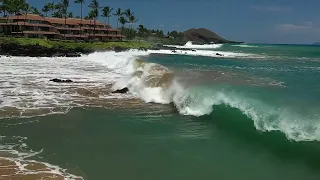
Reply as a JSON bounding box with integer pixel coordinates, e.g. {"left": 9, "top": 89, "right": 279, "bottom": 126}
{"left": 0, "top": 0, "right": 185, "bottom": 44}
{"left": 0, "top": 37, "right": 152, "bottom": 50}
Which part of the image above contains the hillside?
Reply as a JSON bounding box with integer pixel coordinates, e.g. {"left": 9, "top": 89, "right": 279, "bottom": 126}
{"left": 313, "top": 42, "right": 320, "bottom": 45}
{"left": 183, "top": 28, "right": 238, "bottom": 44}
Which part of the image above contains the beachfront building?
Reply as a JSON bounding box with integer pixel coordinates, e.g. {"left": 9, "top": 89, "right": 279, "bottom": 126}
{"left": 0, "top": 14, "right": 124, "bottom": 41}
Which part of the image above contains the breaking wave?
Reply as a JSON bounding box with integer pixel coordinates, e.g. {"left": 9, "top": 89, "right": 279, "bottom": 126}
{"left": 101, "top": 51, "right": 320, "bottom": 142}
{"left": 165, "top": 41, "right": 223, "bottom": 49}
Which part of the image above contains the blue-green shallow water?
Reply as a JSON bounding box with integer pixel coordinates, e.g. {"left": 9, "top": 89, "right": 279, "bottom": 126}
{"left": 1, "top": 107, "right": 320, "bottom": 180}
{"left": 1, "top": 43, "right": 320, "bottom": 179}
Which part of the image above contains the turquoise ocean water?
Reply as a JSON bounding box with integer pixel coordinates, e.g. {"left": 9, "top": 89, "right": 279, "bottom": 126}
{"left": 0, "top": 43, "right": 320, "bottom": 179}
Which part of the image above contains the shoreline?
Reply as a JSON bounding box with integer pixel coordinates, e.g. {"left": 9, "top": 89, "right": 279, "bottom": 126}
{"left": 0, "top": 42, "right": 149, "bottom": 58}
{"left": 0, "top": 42, "right": 226, "bottom": 57}
{"left": 0, "top": 37, "right": 153, "bottom": 57}
{"left": 0, "top": 37, "right": 234, "bottom": 57}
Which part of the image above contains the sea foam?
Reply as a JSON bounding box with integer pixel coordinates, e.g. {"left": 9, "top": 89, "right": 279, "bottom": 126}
{"left": 164, "top": 41, "right": 223, "bottom": 49}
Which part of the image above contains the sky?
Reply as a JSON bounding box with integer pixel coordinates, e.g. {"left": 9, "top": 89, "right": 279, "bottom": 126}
{"left": 27, "top": 0, "right": 320, "bottom": 44}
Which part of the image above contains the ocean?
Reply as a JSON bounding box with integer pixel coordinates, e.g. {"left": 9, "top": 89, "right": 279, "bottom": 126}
{"left": 1, "top": 42, "right": 320, "bottom": 180}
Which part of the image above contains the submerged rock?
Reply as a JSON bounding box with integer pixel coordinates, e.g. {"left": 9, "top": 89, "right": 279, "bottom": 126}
{"left": 49, "top": 78, "right": 73, "bottom": 83}
{"left": 112, "top": 87, "right": 129, "bottom": 94}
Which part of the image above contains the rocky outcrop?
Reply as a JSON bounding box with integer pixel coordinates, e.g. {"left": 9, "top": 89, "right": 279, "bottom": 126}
{"left": 113, "top": 46, "right": 129, "bottom": 53}
{"left": 112, "top": 87, "right": 129, "bottom": 94}
{"left": 49, "top": 78, "right": 73, "bottom": 83}
{"left": 183, "top": 28, "right": 240, "bottom": 44}
{"left": 0, "top": 43, "right": 92, "bottom": 57}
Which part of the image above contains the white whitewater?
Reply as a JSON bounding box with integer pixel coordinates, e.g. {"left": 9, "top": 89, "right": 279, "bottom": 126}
{"left": 164, "top": 41, "right": 223, "bottom": 49}
{"left": 0, "top": 135, "right": 84, "bottom": 179}
{"left": 0, "top": 49, "right": 257, "bottom": 119}
{"left": 232, "top": 44, "right": 258, "bottom": 48}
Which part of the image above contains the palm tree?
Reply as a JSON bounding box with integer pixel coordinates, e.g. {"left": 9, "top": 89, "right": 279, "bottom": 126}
{"left": 128, "top": 15, "right": 137, "bottom": 29}
{"left": 52, "top": 3, "right": 63, "bottom": 18}
{"left": 87, "top": 10, "right": 95, "bottom": 40}
{"left": 23, "top": 2, "right": 31, "bottom": 27}
{"left": 31, "top": 7, "right": 40, "bottom": 15}
{"left": 101, "top": 6, "right": 112, "bottom": 28}
{"left": 74, "top": 0, "right": 85, "bottom": 37}
{"left": 123, "top": 8, "right": 133, "bottom": 19}
{"left": 3, "top": 0, "right": 12, "bottom": 34}
{"left": 10, "top": 0, "right": 24, "bottom": 32}
{"left": 47, "top": 1, "right": 55, "bottom": 17}
{"left": 4, "top": 0, "right": 24, "bottom": 34}
{"left": 119, "top": 16, "right": 126, "bottom": 41}
{"left": 123, "top": 9, "right": 136, "bottom": 36}
{"left": 113, "top": 8, "right": 122, "bottom": 29}
{"left": 42, "top": 5, "right": 49, "bottom": 16}
{"left": 88, "top": 0, "right": 100, "bottom": 39}
{"left": 128, "top": 15, "right": 137, "bottom": 39}
{"left": 119, "top": 16, "right": 126, "bottom": 29}
{"left": 61, "top": 0, "right": 69, "bottom": 38}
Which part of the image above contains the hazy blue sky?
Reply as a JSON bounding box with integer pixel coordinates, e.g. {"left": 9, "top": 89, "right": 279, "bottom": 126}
{"left": 28, "top": 0, "right": 320, "bottom": 44}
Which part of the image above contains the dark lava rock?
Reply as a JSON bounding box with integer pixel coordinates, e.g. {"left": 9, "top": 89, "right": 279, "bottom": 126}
{"left": 50, "top": 78, "right": 73, "bottom": 83}
{"left": 66, "top": 53, "right": 81, "bottom": 57}
{"left": 112, "top": 87, "right": 129, "bottom": 94}
{"left": 138, "top": 47, "right": 148, "bottom": 51}
{"left": 0, "top": 43, "right": 85, "bottom": 57}
{"left": 114, "top": 46, "right": 128, "bottom": 53}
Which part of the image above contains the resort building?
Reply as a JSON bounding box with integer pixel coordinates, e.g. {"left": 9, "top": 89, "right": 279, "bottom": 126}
{"left": 0, "top": 14, "right": 124, "bottom": 41}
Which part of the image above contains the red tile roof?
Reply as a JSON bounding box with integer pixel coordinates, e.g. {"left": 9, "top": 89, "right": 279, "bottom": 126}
{"left": 82, "top": 27, "right": 121, "bottom": 31}
{"left": 6, "top": 14, "right": 111, "bottom": 27}
{"left": 8, "top": 14, "right": 47, "bottom": 21}
{"left": 0, "top": 22, "right": 53, "bottom": 27}
{"left": 12, "top": 31, "right": 58, "bottom": 35}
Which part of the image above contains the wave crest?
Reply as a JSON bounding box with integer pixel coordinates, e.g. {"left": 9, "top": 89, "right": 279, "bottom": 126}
{"left": 109, "top": 54, "right": 320, "bottom": 142}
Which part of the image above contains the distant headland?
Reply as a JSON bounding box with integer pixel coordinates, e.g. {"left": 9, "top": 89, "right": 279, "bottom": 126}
{"left": 182, "top": 28, "right": 242, "bottom": 44}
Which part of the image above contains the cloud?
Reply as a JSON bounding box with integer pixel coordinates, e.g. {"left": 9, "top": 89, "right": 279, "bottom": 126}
{"left": 250, "top": 5, "right": 291, "bottom": 12}
{"left": 276, "top": 24, "right": 312, "bottom": 31}
{"left": 275, "top": 22, "right": 316, "bottom": 33}
{"left": 303, "top": 21, "right": 313, "bottom": 26}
